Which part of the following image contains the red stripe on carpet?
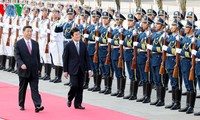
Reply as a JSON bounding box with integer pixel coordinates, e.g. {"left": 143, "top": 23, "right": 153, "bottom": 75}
{"left": 0, "top": 82, "right": 146, "bottom": 120}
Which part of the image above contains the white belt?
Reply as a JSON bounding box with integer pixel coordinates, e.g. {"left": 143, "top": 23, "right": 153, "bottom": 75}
{"left": 124, "top": 47, "right": 132, "bottom": 50}
{"left": 138, "top": 49, "right": 146, "bottom": 52}
{"left": 100, "top": 44, "right": 108, "bottom": 46}
{"left": 88, "top": 41, "right": 96, "bottom": 44}
{"left": 113, "top": 46, "right": 119, "bottom": 48}
{"left": 167, "top": 54, "right": 175, "bottom": 57}
{"left": 151, "top": 52, "right": 157, "bottom": 54}
{"left": 196, "top": 58, "right": 200, "bottom": 62}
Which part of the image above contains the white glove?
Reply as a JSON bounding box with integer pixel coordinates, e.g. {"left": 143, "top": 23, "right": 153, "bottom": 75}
{"left": 107, "top": 38, "right": 112, "bottom": 43}
{"left": 139, "top": 22, "right": 142, "bottom": 27}
{"left": 166, "top": 25, "right": 169, "bottom": 30}
{"left": 162, "top": 45, "right": 168, "bottom": 51}
{"left": 84, "top": 34, "right": 89, "bottom": 38}
{"left": 133, "top": 30, "right": 137, "bottom": 36}
{"left": 108, "top": 27, "right": 111, "bottom": 32}
{"left": 95, "top": 26, "right": 98, "bottom": 30}
{"left": 146, "top": 31, "right": 151, "bottom": 37}
{"left": 147, "top": 44, "right": 153, "bottom": 50}
{"left": 191, "top": 49, "right": 197, "bottom": 56}
{"left": 34, "top": 27, "right": 39, "bottom": 32}
{"left": 163, "top": 32, "right": 166, "bottom": 37}
{"left": 46, "top": 29, "right": 51, "bottom": 34}
{"left": 95, "top": 36, "right": 99, "bottom": 41}
{"left": 8, "top": 25, "right": 13, "bottom": 29}
{"left": 0, "top": 22, "right": 4, "bottom": 27}
{"left": 151, "top": 23, "right": 155, "bottom": 29}
{"left": 191, "top": 37, "right": 195, "bottom": 43}
{"left": 119, "top": 40, "right": 124, "bottom": 45}
{"left": 176, "top": 35, "right": 180, "bottom": 41}
{"left": 118, "top": 28, "right": 123, "bottom": 33}
{"left": 133, "top": 42, "right": 138, "bottom": 46}
{"left": 176, "top": 48, "right": 182, "bottom": 54}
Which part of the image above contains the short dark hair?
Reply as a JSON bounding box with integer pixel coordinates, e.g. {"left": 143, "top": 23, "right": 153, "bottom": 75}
{"left": 70, "top": 27, "right": 80, "bottom": 36}
{"left": 23, "top": 26, "right": 32, "bottom": 31}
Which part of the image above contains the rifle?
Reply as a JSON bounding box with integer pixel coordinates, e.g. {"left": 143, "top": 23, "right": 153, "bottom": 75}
{"left": 105, "top": 27, "right": 112, "bottom": 65}
{"left": 173, "top": 35, "right": 180, "bottom": 78}
{"left": 189, "top": 8, "right": 195, "bottom": 81}
{"left": 145, "top": 35, "right": 151, "bottom": 72}
{"left": 45, "top": 19, "right": 50, "bottom": 53}
{"left": 14, "top": 16, "right": 20, "bottom": 43}
{"left": 26, "top": 16, "right": 29, "bottom": 26}
{"left": 118, "top": 30, "right": 123, "bottom": 68}
{"left": 35, "top": 18, "right": 39, "bottom": 42}
{"left": 6, "top": 17, "right": 12, "bottom": 46}
{"left": 159, "top": 32, "right": 167, "bottom": 74}
{"left": 131, "top": 31, "right": 138, "bottom": 69}
{"left": 93, "top": 26, "right": 99, "bottom": 63}
{"left": 0, "top": 16, "right": 3, "bottom": 44}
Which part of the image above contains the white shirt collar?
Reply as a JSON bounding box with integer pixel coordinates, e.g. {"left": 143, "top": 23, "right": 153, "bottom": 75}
{"left": 24, "top": 38, "right": 32, "bottom": 49}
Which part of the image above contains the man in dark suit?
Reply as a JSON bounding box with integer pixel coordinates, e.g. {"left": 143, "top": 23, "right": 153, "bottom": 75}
{"left": 14, "top": 26, "right": 44, "bottom": 113}
{"left": 63, "top": 27, "right": 92, "bottom": 109}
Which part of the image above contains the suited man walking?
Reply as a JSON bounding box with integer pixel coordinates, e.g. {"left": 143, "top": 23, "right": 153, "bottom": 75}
{"left": 63, "top": 27, "right": 92, "bottom": 109}
{"left": 14, "top": 26, "right": 44, "bottom": 113}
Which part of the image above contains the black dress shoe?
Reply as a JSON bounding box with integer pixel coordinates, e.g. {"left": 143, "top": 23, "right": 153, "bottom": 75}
{"left": 53, "top": 79, "right": 61, "bottom": 83}
{"left": 67, "top": 101, "right": 71, "bottom": 107}
{"left": 75, "top": 106, "right": 85, "bottom": 109}
{"left": 35, "top": 106, "right": 44, "bottom": 113}
{"left": 64, "top": 82, "right": 70, "bottom": 86}
{"left": 20, "top": 106, "right": 25, "bottom": 110}
{"left": 194, "top": 112, "right": 200, "bottom": 116}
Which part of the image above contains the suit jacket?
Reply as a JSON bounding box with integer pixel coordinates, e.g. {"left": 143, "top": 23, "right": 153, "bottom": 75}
{"left": 63, "top": 40, "right": 91, "bottom": 75}
{"left": 14, "top": 38, "right": 40, "bottom": 78}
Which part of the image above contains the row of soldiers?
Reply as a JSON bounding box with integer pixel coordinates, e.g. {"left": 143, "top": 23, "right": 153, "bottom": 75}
{"left": 0, "top": 1, "right": 200, "bottom": 116}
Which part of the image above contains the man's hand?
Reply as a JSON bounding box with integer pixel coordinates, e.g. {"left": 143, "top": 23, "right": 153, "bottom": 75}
{"left": 88, "top": 70, "right": 93, "bottom": 78}
{"left": 21, "top": 64, "right": 27, "bottom": 70}
{"left": 64, "top": 72, "right": 69, "bottom": 79}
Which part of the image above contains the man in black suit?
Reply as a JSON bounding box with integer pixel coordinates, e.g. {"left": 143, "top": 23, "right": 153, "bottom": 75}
{"left": 63, "top": 27, "right": 92, "bottom": 109}
{"left": 14, "top": 26, "right": 44, "bottom": 113}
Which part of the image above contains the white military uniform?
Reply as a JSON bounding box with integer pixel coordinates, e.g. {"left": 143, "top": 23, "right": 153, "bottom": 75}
{"left": 29, "top": 16, "right": 40, "bottom": 41}
{"left": 49, "top": 19, "right": 63, "bottom": 66}
{"left": 38, "top": 18, "right": 51, "bottom": 64}
{"left": 18, "top": 15, "right": 30, "bottom": 39}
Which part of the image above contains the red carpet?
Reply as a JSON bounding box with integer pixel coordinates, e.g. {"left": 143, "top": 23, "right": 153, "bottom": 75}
{"left": 0, "top": 82, "right": 146, "bottom": 120}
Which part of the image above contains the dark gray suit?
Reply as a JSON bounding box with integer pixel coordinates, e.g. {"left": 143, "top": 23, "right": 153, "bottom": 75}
{"left": 14, "top": 38, "right": 42, "bottom": 108}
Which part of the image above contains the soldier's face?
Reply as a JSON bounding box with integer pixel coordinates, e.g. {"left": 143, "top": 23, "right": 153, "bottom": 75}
{"left": 136, "top": 13, "right": 142, "bottom": 20}
{"left": 156, "top": 23, "right": 162, "bottom": 31}
{"left": 128, "top": 20, "right": 134, "bottom": 28}
{"left": 103, "top": 18, "right": 109, "bottom": 25}
{"left": 42, "top": 11, "right": 48, "bottom": 18}
{"left": 67, "top": 14, "right": 74, "bottom": 20}
{"left": 71, "top": 31, "right": 81, "bottom": 42}
{"left": 52, "top": 11, "right": 59, "bottom": 18}
{"left": 159, "top": 15, "right": 166, "bottom": 21}
{"left": 148, "top": 14, "right": 154, "bottom": 20}
{"left": 92, "top": 16, "right": 98, "bottom": 23}
{"left": 142, "top": 22, "right": 148, "bottom": 30}
{"left": 174, "top": 16, "right": 181, "bottom": 21}
{"left": 185, "top": 27, "right": 192, "bottom": 34}
{"left": 32, "top": 10, "right": 38, "bottom": 17}
{"left": 171, "top": 25, "right": 177, "bottom": 33}
{"left": 187, "top": 17, "right": 192, "bottom": 22}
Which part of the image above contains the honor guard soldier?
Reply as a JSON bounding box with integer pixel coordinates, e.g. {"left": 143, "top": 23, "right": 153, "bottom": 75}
{"left": 136, "top": 16, "right": 154, "bottom": 103}
{"left": 54, "top": 8, "right": 79, "bottom": 86}
{"left": 178, "top": 20, "right": 197, "bottom": 114}
{"left": 135, "top": 7, "right": 146, "bottom": 32}
{"left": 186, "top": 11, "right": 198, "bottom": 23}
{"left": 146, "top": 9, "right": 157, "bottom": 21}
{"left": 38, "top": 7, "right": 52, "bottom": 80}
{"left": 193, "top": 33, "right": 200, "bottom": 116}
{"left": 110, "top": 13, "right": 126, "bottom": 97}
{"left": 157, "top": 10, "right": 168, "bottom": 21}
{"left": 83, "top": 10, "right": 101, "bottom": 90}
{"left": 173, "top": 11, "right": 184, "bottom": 22}
{"left": 147, "top": 17, "right": 166, "bottom": 107}
{"left": 94, "top": 11, "right": 113, "bottom": 93}
{"left": 163, "top": 19, "right": 183, "bottom": 110}
{"left": 107, "top": 7, "right": 115, "bottom": 27}
{"left": 48, "top": 7, "right": 63, "bottom": 83}
{"left": 122, "top": 14, "right": 139, "bottom": 100}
